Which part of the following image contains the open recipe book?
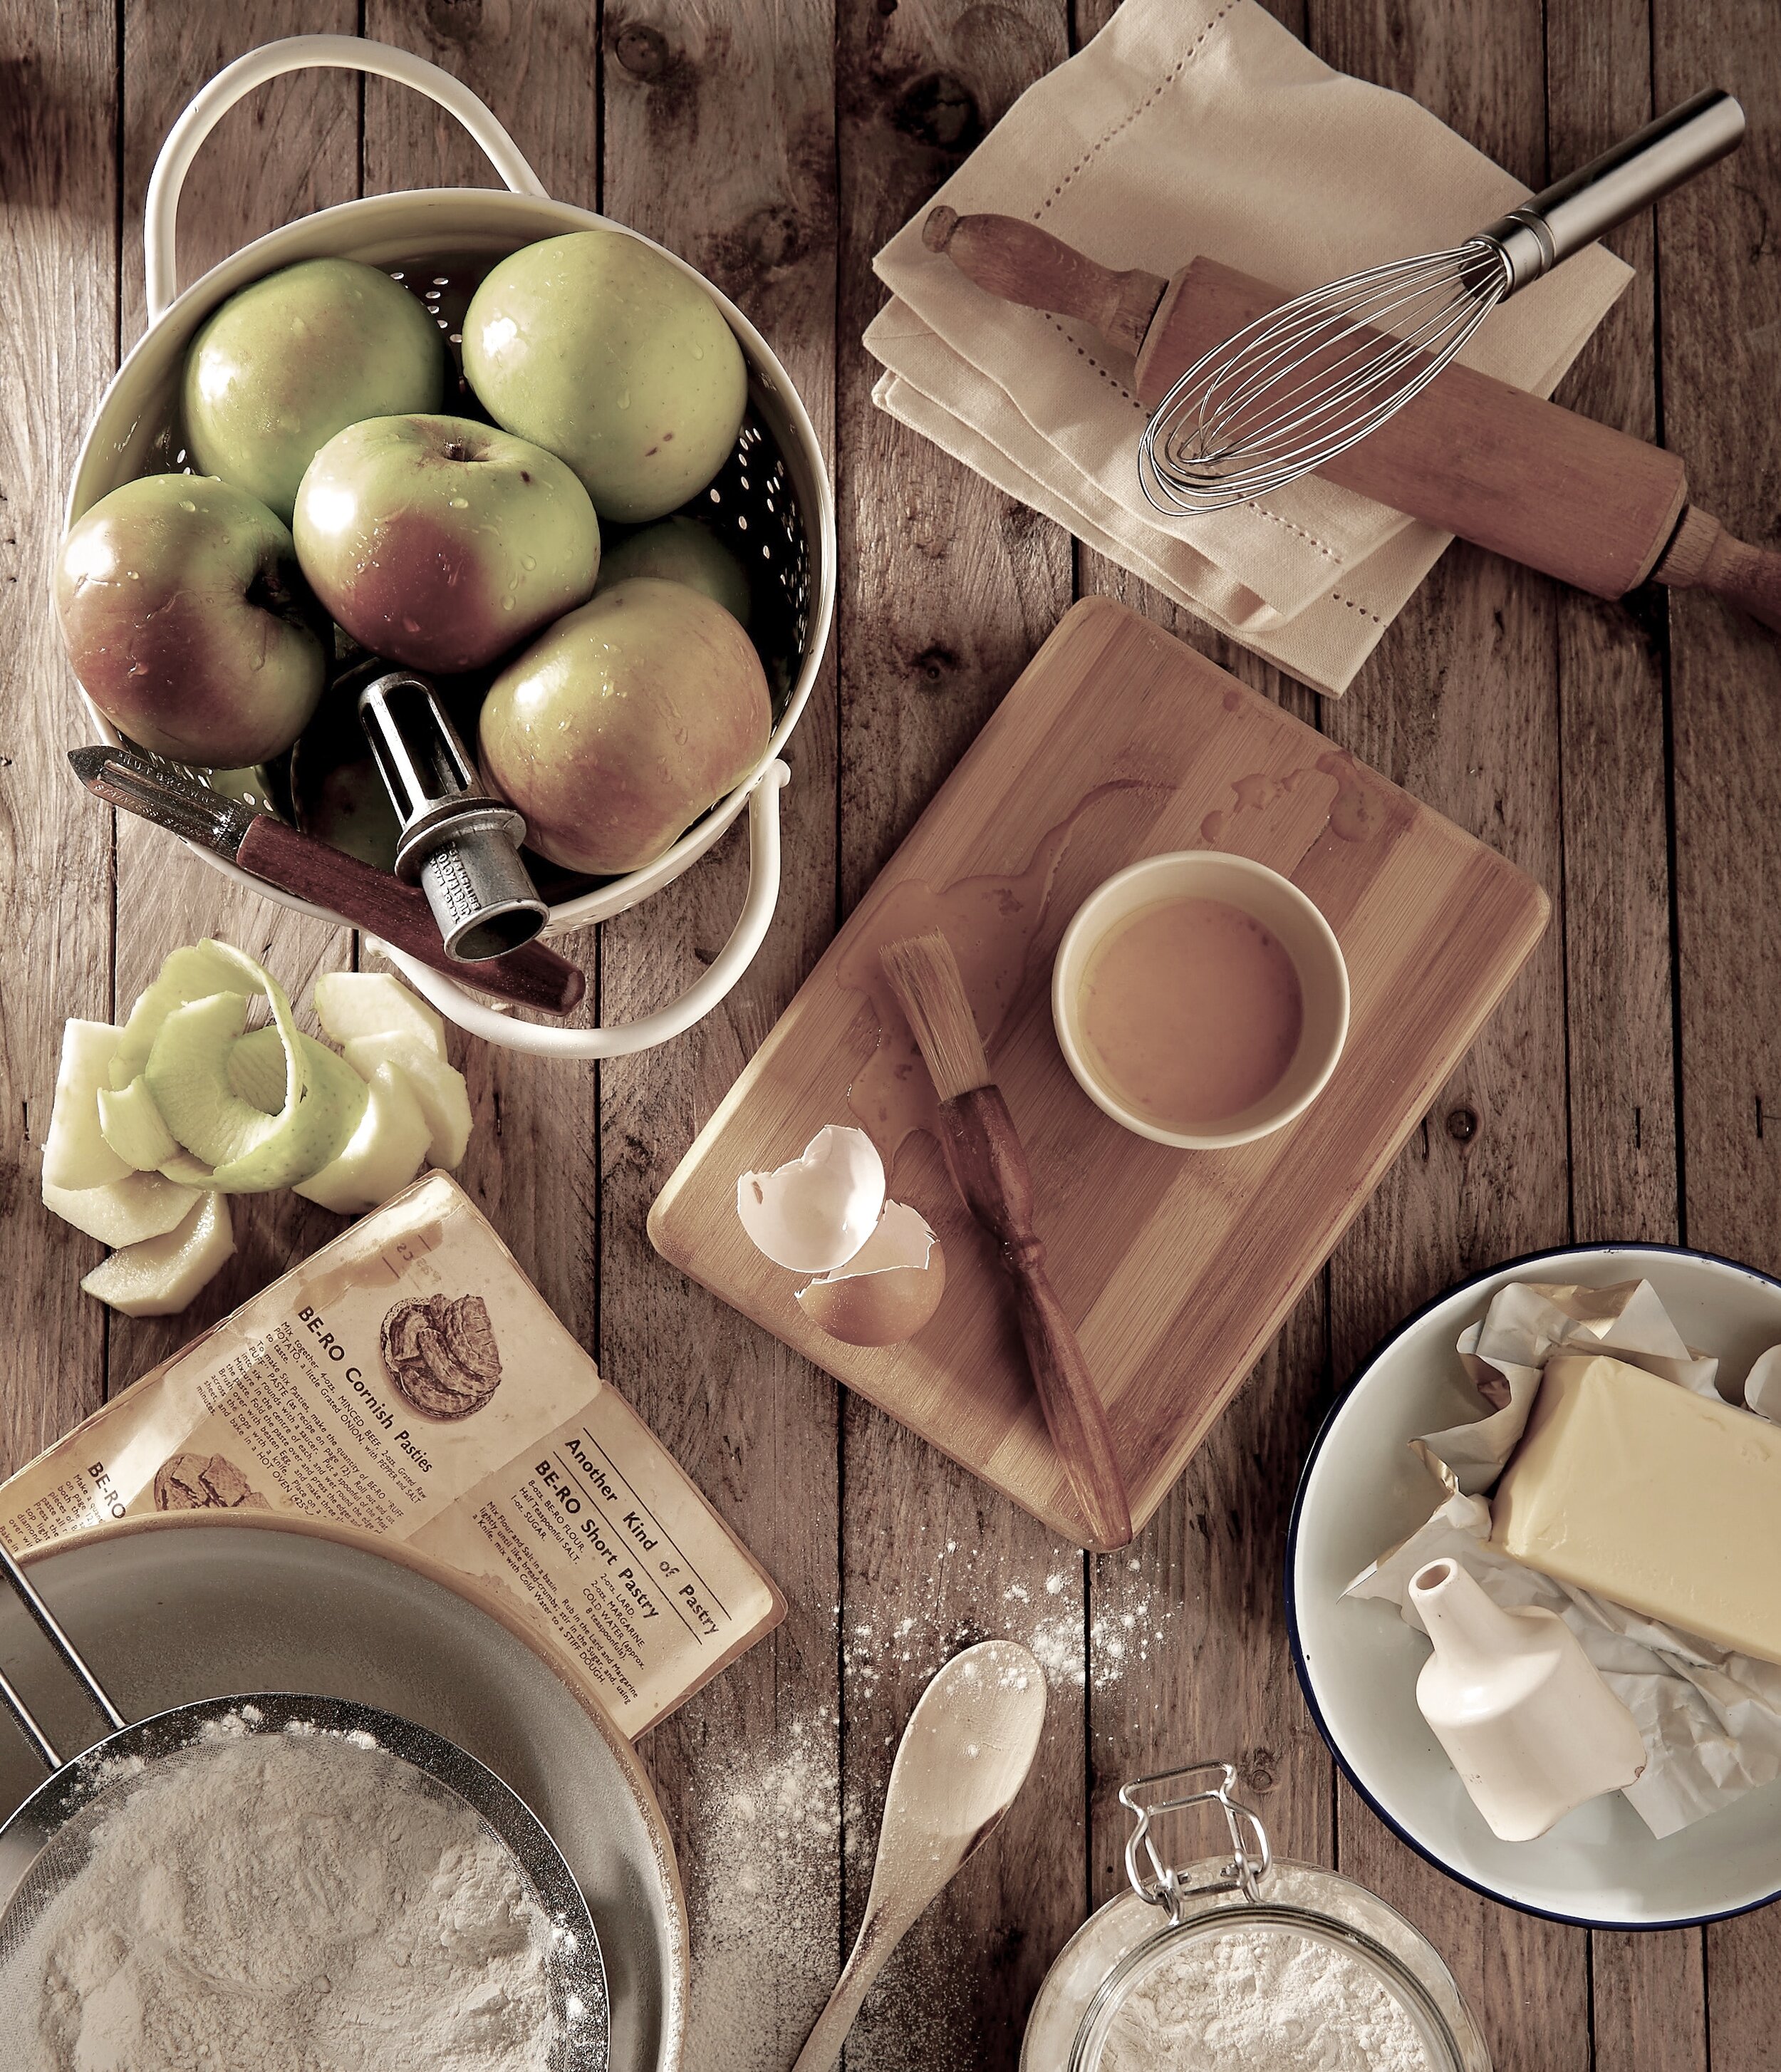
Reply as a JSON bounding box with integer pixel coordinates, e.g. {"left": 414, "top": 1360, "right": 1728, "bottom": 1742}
{"left": 0, "top": 1171, "right": 782, "bottom": 1739}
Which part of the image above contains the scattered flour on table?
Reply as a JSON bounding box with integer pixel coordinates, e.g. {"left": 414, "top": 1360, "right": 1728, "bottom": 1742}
{"left": 680, "top": 1543, "right": 1179, "bottom": 2069}
{"left": 1, "top": 1716, "right": 559, "bottom": 2072}
{"left": 1099, "top": 1927, "right": 1432, "bottom": 2072}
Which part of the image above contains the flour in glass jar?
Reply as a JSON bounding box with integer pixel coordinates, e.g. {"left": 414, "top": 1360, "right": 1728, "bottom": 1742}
{"left": 1097, "top": 1926, "right": 1431, "bottom": 2072}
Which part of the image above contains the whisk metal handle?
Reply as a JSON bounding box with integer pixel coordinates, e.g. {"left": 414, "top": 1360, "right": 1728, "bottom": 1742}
{"left": 1481, "top": 88, "right": 1745, "bottom": 290}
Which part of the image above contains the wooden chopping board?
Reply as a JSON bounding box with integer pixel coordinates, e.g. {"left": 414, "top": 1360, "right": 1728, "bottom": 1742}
{"left": 650, "top": 599, "right": 1549, "bottom": 1546}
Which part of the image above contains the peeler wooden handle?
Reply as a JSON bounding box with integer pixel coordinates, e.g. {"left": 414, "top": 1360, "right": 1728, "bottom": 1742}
{"left": 925, "top": 207, "right": 1781, "bottom": 636}
{"left": 935, "top": 1084, "right": 1133, "bottom": 1550}
{"left": 237, "top": 816, "right": 587, "bottom": 1018}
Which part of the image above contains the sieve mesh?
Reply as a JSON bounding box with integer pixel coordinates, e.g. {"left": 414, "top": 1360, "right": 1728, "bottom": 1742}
{"left": 0, "top": 1693, "right": 608, "bottom": 2070}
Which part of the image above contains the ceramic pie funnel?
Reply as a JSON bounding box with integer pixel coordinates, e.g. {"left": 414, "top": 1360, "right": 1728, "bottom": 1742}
{"left": 1408, "top": 1555, "right": 1647, "bottom": 1842}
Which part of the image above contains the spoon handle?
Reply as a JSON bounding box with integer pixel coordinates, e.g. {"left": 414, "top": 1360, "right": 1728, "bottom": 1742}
{"left": 789, "top": 1910, "right": 898, "bottom": 2072}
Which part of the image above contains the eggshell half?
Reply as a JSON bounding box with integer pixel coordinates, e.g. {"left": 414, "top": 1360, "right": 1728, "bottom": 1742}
{"left": 797, "top": 1200, "right": 945, "bottom": 1347}
{"left": 736, "top": 1124, "right": 886, "bottom": 1275}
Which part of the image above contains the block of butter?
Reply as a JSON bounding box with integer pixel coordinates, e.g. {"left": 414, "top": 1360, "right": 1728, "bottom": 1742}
{"left": 1490, "top": 1352, "right": 1781, "bottom": 1664}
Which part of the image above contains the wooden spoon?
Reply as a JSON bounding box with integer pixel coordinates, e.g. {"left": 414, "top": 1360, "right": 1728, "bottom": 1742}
{"left": 789, "top": 1640, "right": 1048, "bottom": 2072}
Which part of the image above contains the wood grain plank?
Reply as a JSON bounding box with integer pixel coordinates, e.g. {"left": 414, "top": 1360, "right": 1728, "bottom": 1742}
{"left": 1544, "top": 6, "right": 1708, "bottom": 2068}
{"left": 596, "top": 4, "right": 845, "bottom": 2064}
{"left": 105, "top": 4, "right": 360, "bottom": 1384}
{"left": 1309, "top": 3, "right": 1590, "bottom": 2066}
{"left": 358, "top": 0, "right": 604, "bottom": 1347}
{"left": 1069, "top": 0, "right": 1340, "bottom": 1912}
{"left": 1651, "top": 0, "right": 1781, "bottom": 2063}
{"left": 834, "top": 4, "right": 1085, "bottom": 2065}
{"left": 0, "top": 0, "right": 118, "bottom": 1473}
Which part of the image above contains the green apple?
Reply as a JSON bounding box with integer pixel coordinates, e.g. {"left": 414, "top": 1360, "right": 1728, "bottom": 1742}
{"left": 56, "top": 475, "right": 328, "bottom": 768}
{"left": 478, "top": 576, "right": 771, "bottom": 876}
{"left": 183, "top": 257, "right": 447, "bottom": 522}
{"left": 462, "top": 230, "right": 747, "bottom": 523}
{"left": 596, "top": 516, "right": 750, "bottom": 626}
{"left": 293, "top": 414, "right": 600, "bottom": 673}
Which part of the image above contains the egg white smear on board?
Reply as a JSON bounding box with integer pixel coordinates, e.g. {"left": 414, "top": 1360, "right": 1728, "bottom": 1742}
{"left": 736, "top": 1124, "right": 886, "bottom": 1274}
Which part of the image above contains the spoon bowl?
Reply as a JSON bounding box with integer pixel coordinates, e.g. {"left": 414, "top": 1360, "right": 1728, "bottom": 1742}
{"left": 791, "top": 1640, "right": 1047, "bottom": 2072}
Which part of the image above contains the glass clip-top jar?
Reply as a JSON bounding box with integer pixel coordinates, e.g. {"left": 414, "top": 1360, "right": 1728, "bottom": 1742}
{"left": 1022, "top": 1760, "right": 1491, "bottom": 2072}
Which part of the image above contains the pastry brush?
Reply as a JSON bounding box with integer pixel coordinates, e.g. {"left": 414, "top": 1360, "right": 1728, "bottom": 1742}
{"left": 879, "top": 930, "right": 1132, "bottom": 1550}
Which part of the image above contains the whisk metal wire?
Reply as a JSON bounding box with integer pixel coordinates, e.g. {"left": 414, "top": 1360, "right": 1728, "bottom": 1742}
{"left": 1138, "top": 88, "right": 1745, "bottom": 516}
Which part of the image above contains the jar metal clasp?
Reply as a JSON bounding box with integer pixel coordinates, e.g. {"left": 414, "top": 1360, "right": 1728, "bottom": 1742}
{"left": 1118, "top": 1758, "right": 1272, "bottom": 1923}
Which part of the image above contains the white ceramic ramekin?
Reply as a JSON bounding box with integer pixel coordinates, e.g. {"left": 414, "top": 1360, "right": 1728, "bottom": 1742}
{"left": 1051, "top": 851, "right": 1349, "bottom": 1151}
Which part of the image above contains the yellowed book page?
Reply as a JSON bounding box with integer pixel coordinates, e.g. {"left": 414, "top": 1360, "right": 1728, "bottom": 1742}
{"left": 0, "top": 1172, "right": 782, "bottom": 1735}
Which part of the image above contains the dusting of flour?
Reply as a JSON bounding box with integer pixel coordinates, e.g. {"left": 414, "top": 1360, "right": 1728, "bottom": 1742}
{"left": 1, "top": 1719, "right": 559, "bottom": 2072}
{"left": 1100, "top": 1927, "right": 1431, "bottom": 2072}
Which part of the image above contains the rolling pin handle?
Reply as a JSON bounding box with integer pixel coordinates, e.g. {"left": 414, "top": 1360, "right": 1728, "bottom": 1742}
{"left": 922, "top": 207, "right": 1168, "bottom": 358}
{"left": 1653, "top": 507, "right": 1781, "bottom": 635}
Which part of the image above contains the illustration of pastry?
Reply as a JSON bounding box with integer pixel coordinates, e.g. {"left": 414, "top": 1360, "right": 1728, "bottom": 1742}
{"left": 380, "top": 1292, "right": 503, "bottom": 1420}
{"left": 153, "top": 1452, "right": 269, "bottom": 1511}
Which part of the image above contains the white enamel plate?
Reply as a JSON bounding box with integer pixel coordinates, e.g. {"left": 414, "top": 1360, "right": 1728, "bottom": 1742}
{"left": 1288, "top": 1243, "right": 1781, "bottom": 1928}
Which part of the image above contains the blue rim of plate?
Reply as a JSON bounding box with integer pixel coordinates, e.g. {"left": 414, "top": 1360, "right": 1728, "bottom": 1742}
{"left": 1284, "top": 1238, "right": 1781, "bottom": 1932}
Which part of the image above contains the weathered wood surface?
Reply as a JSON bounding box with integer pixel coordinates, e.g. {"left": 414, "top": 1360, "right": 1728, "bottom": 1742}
{"left": 1, "top": 1, "right": 1775, "bottom": 2068}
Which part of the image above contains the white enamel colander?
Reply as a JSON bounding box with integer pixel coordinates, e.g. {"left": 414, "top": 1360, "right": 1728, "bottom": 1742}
{"left": 63, "top": 34, "right": 835, "bottom": 1058}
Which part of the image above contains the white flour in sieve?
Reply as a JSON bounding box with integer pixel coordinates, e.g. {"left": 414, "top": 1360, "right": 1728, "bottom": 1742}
{"left": 1, "top": 1717, "right": 559, "bottom": 2072}
{"left": 1098, "top": 1926, "right": 1431, "bottom": 2072}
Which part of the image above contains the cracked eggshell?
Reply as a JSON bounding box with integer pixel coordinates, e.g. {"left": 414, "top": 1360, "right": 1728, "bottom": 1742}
{"left": 736, "top": 1125, "right": 886, "bottom": 1275}
{"left": 797, "top": 1200, "right": 946, "bottom": 1348}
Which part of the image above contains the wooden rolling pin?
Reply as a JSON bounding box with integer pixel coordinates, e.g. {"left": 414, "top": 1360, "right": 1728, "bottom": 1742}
{"left": 924, "top": 207, "right": 1781, "bottom": 631}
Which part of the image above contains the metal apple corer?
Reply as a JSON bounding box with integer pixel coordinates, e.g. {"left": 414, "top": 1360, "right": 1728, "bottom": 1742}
{"left": 1140, "top": 88, "right": 1745, "bottom": 513}
{"left": 63, "top": 33, "right": 835, "bottom": 1060}
{"left": 0, "top": 1536, "right": 608, "bottom": 2066}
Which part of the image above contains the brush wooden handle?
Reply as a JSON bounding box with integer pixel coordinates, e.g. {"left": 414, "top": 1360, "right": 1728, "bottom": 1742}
{"left": 1651, "top": 506, "right": 1781, "bottom": 631}
{"left": 936, "top": 1086, "right": 1133, "bottom": 1550}
{"left": 237, "top": 817, "right": 586, "bottom": 1017}
{"left": 923, "top": 206, "right": 1166, "bottom": 358}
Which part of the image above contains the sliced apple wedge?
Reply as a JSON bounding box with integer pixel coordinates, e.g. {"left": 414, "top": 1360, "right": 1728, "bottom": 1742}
{"left": 294, "top": 1062, "right": 430, "bottom": 1216}
{"left": 341, "top": 1032, "right": 472, "bottom": 1169}
{"left": 97, "top": 1075, "right": 180, "bottom": 1172}
{"left": 44, "top": 1020, "right": 132, "bottom": 1191}
{"left": 43, "top": 1170, "right": 204, "bottom": 1248}
{"left": 80, "top": 1192, "right": 234, "bottom": 1317}
{"left": 313, "top": 971, "right": 447, "bottom": 1060}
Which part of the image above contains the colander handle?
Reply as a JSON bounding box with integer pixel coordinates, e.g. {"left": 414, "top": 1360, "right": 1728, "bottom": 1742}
{"left": 372, "top": 761, "right": 791, "bottom": 1057}
{"left": 145, "top": 33, "right": 548, "bottom": 320}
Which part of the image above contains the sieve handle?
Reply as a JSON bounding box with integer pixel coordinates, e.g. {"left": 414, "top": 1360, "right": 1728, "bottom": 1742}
{"left": 145, "top": 34, "right": 548, "bottom": 320}
{"left": 1484, "top": 88, "right": 1744, "bottom": 291}
{"left": 0, "top": 1540, "right": 128, "bottom": 1772}
{"left": 375, "top": 760, "right": 792, "bottom": 1057}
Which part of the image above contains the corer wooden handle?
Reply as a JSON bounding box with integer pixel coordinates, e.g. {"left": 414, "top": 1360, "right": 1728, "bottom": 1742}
{"left": 1651, "top": 507, "right": 1781, "bottom": 632}
{"left": 238, "top": 816, "right": 587, "bottom": 1018}
{"left": 923, "top": 205, "right": 1167, "bottom": 358}
{"left": 936, "top": 1085, "right": 1133, "bottom": 1550}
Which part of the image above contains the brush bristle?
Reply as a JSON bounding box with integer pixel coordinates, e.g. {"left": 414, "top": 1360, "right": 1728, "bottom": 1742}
{"left": 878, "top": 931, "right": 992, "bottom": 1099}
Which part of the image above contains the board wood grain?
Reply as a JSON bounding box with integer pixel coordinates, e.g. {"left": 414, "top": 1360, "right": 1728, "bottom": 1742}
{"left": 651, "top": 596, "right": 1549, "bottom": 1546}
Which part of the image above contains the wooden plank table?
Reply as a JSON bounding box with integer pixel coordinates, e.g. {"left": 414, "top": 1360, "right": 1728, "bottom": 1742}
{"left": 1, "top": 2, "right": 1776, "bottom": 2067}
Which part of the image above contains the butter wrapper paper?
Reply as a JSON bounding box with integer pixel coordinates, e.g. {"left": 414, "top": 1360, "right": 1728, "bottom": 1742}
{"left": 1346, "top": 1278, "right": 1781, "bottom": 1838}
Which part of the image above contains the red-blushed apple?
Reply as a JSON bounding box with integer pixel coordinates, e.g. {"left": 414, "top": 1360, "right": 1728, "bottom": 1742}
{"left": 183, "top": 258, "right": 448, "bottom": 522}
{"left": 478, "top": 576, "right": 770, "bottom": 876}
{"left": 462, "top": 229, "right": 747, "bottom": 523}
{"left": 293, "top": 415, "right": 601, "bottom": 675}
{"left": 56, "top": 475, "right": 328, "bottom": 768}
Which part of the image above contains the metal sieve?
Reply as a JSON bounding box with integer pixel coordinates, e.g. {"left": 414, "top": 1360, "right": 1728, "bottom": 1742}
{"left": 0, "top": 1540, "right": 608, "bottom": 2068}
{"left": 1022, "top": 1761, "right": 1491, "bottom": 2072}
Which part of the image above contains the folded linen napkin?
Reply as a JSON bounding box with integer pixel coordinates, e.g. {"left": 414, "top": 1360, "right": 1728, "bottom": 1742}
{"left": 866, "top": 0, "right": 1633, "bottom": 696}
